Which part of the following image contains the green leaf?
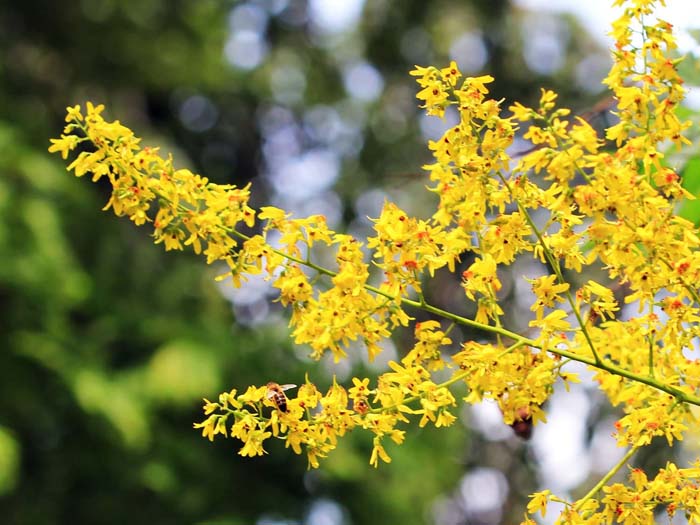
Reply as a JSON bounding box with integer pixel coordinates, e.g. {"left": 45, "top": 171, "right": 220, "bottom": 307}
{"left": 679, "top": 156, "right": 700, "bottom": 223}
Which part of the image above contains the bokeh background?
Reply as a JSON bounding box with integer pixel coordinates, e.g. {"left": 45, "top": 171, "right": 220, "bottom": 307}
{"left": 3, "top": 1, "right": 700, "bottom": 524}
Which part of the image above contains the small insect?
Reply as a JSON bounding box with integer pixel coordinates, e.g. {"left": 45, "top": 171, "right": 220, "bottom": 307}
{"left": 510, "top": 416, "right": 534, "bottom": 440}
{"left": 266, "top": 382, "right": 297, "bottom": 412}
{"left": 510, "top": 406, "right": 534, "bottom": 440}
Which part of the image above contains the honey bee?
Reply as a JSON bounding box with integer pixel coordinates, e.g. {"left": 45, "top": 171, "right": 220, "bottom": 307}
{"left": 266, "top": 382, "right": 297, "bottom": 412}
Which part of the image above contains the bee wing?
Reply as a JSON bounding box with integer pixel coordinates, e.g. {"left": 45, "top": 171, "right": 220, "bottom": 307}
{"left": 265, "top": 384, "right": 297, "bottom": 399}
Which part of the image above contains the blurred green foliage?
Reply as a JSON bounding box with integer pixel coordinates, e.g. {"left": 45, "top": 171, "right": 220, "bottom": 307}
{"left": 0, "top": 0, "right": 657, "bottom": 523}
{"left": 671, "top": 35, "right": 700, "bottom": 225}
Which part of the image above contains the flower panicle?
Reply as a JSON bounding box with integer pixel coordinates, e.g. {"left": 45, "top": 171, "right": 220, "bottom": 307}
{"left": 49, "top": 3, "right": 700, "bottom": 515}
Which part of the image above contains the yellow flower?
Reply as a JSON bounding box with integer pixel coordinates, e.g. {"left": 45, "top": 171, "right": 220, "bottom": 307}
{"left": 528, "top": 274, "right": 570, "bottom": 319}
{"left": 527, "top": 490, "right": 551, "bottom": 517}
{"left": 465, "top": 74, "right": 494, "bottom": 94}
{"left": 193, "top": 414, "right": 228, "bottom": 442}
{"left": 509, "top": 101, "right": 534, "bottom": 122}
{"left": 48, "top": 134, "right": 81, "bottom": 159}
{"left": 369, "top": 437, "right": 392, "bottom": 467}
{"left": 65, "top": 104, "right": 83, "bottom": 122}
{"left": 416, "top": 81, "right": 449, "bottom": 117}
{"left": 409, "top": 65, "right": 437, "bottom": 81}
{"left": 461, "top": 254, "right": 502, "bottom": 300}
{"left": 440, "top": 60, "right": 462, "bottom": 86}
{"left": 529, "top": 309, "right": 571, "bottom": 332}
{"left": 239, "top": 385, "right": 267, "bottom": 405}
{"left": 349, "top": 377, "right": 371, "bottom": 400}
{"left": 538, "top": 88, "right": 558, "bottom": 113}
{"left": 238, "top": 428, "right": 272, "bottom": 457}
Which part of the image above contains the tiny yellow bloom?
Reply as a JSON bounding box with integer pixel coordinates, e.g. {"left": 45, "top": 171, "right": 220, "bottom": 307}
{"left": 527, "top": 490, "right": 551, "bottom": 517}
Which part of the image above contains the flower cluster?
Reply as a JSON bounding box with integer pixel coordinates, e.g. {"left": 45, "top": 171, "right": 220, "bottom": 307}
{"left": 193, "top": 321, "right": 463, "bottom": 467}
{"left": 50, "top": 0, "right": 700, "bottom": 522}
{"left": 49, "top": 103, "right": 256, "bottom": 269}
{"left": 526, "top": 460, "right": 700, "bottom": 524}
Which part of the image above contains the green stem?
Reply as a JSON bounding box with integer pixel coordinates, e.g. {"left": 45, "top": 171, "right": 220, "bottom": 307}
{"left": 229, "top": 230, "right": 700, "bottom": 407}
{"left": 367, "top": 368, "right": 472, "bottom": 415}
{"left": 367, "top": 340, "right": 526, "bottom": 415}
{"left": 495, "top": 170, "right": 602, "bottom": 364}
{"left": 574, "top": 445, "right": 639, "bottom": 513}
{"left": 520, "top": 198, "right": 602, "bottom": 365}
{"left": 648, "top": 301, "right": 655, "bottom": 378}
{"left": 81, "top": 125, "right": 700, "bottom": 409}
